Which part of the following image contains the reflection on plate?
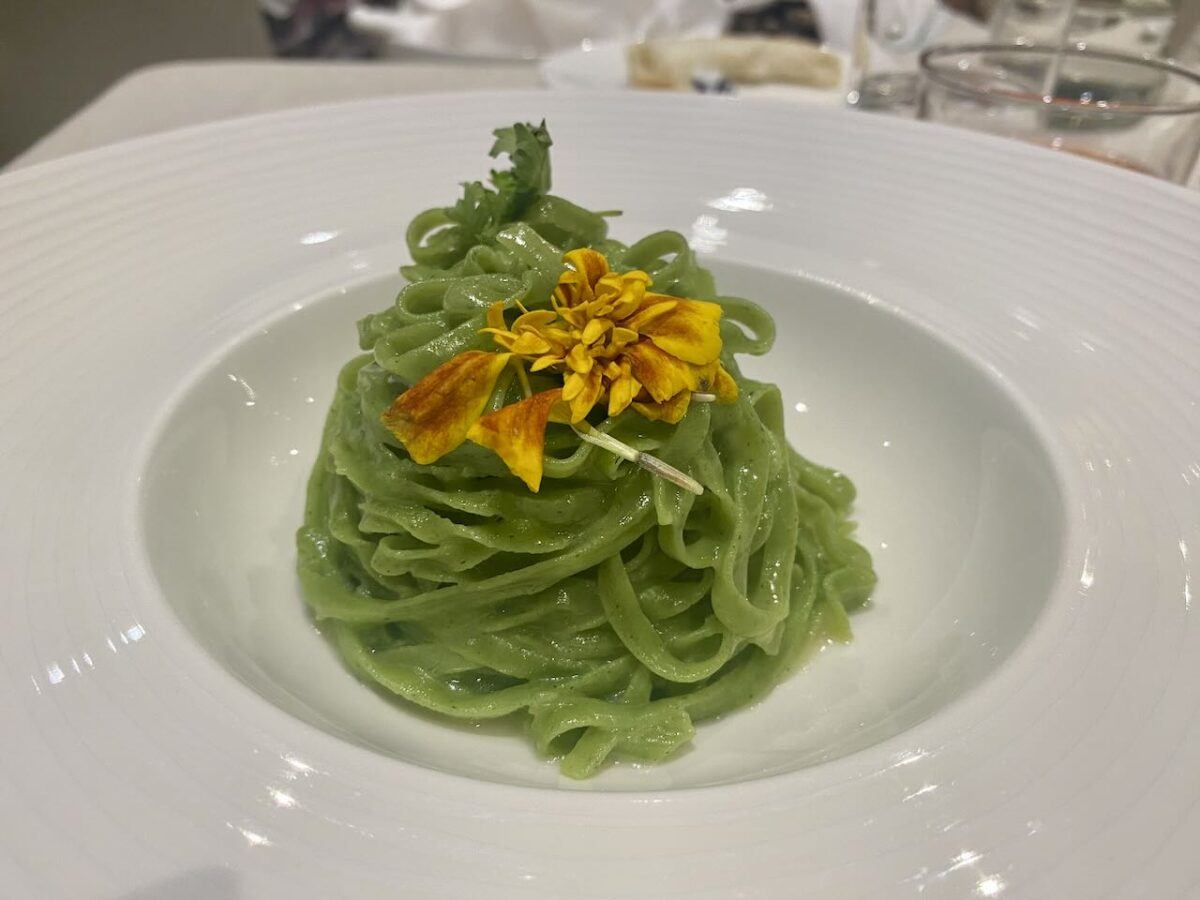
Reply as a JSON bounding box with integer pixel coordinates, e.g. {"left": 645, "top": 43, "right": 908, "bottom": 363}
{"left": 1, "top": 92, "right": 1198, "bottom": 897}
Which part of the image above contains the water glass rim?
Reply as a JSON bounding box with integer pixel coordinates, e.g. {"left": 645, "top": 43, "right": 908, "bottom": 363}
{"left": 919, "top": 43, "right": 1200, "bottom": 117}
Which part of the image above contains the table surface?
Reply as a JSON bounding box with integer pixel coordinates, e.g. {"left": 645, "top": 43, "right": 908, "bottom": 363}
{"left": 10, "top": 57, "right": 1197, "bottom": 191}
{"left": 7, "top": 59, "right": 542, "bottom": 170}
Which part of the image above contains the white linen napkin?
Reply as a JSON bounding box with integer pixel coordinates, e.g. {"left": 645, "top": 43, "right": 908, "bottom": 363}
{"left": 350, "top": 0, "right": 758, "bottom": 59}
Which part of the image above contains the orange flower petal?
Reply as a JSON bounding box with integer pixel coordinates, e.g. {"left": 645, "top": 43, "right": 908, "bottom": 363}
{"left": 695, "top": 361, "right": 739, "bottom": 402}
{"left": 590, "top": 344, "right": 621, "bottom": 361}
{"left": 566, "top": 343, "right": 594, "bottom": 374}
{"left": 639, "top": 299, "right": 723, "bottom": 365}
{"left": 513, "top": 308, "right": 558, "bottom": 330}
{"left": 595, "top": 273, "right": 645, "bottom": 313}
{"left": 467, "top": 389, "right": 565, "bottom": 492}
{"left": 553, "top": 285, "right": 578, "bottom": 308}
{"left": 547, "top": 401, "right": 573, "bottom": 425}
{"left": 713, "top": 365, "right": 739, "bottom": 402}
{"left": 624, "top": 341, "right": 700, "bottom": 403}
{"left": 486, "top": 301, "right": 508, "bottom": 331}
{"left": 557, "top": 305, "right": 586, "bottom": 329}
{"left": 380, "top": 351, "right": 512, "bottom": 464}
{"left": 580, "top": 317, "right": 612, "bottom": 346}
{"left": 561, "top": 371, "right": 586, "bottom": 402}
{"left": 632, "top": 291, "right": 677, "bottom": 311}
{"left": 481, "top": 328, "right": 517, "bottom": 351}
{"left": 615, "top": 274, "right": 651, "bottom": 319}
{"left": 563, "top": 248, "right": 610, "bottom": 287}
{"left": 593, "top": 274, "right": 623, "bottom": 299}
{"left": 510, "top": 331, "right": 553, "bottom": 356}
{"left": 633, "top": 389, "right": 692, "bottom": 424}
{"left": 624, "top": 298, "right": 678, "bottom": 332}
{"left": 609, "top": 326, "right": 639, "bottom": 350}
{"left": 570, "top": 366, "right": 604, "bottom": 423}
{"left": 610, "top": 296, "right": 641, "bottom": 321}
{"left": 608, "top": 373, "right": 639, "bottom": 417}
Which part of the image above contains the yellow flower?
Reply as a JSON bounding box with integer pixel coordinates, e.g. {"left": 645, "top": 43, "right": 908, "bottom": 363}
{"left": 381, "top": 249, "right": 738, "bottom": 491}
{"left": 487, "top": 249, "right": 736, "bottom": 422}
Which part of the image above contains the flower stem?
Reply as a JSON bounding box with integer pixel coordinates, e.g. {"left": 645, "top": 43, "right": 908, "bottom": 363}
{"left": 573, "top": 423, "right": 704, "bottom": 496}
{"left": 512, "top": 359, "right": 533, "bottom": 399}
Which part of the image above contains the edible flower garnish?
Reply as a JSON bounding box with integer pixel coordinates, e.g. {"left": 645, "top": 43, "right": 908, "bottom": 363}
{"left": 381, "top": 249, "right": 737, "bottom": 492}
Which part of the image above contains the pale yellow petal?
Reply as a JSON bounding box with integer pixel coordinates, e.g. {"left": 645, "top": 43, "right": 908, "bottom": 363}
{"left": 380, "top": 351, "right": 512, "bottom": 464}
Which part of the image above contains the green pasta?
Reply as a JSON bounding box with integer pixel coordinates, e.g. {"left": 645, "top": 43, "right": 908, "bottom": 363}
{"left": 297, "top": 123, "right": 876, "bottom": 778}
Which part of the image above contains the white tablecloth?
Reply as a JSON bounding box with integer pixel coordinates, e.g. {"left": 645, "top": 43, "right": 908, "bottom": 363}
{"left": 10, "top": 58, "right": 1195, "bottom": 189}
{"left": 8, "top": 60, "right": 542, "bottom": 170}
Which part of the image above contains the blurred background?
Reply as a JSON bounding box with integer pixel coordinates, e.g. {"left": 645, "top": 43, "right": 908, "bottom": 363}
{"left": 3, "top": 0, "right": 1199, "bottom": 179}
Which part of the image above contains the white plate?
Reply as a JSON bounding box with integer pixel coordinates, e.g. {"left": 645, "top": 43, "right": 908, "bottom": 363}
{"left": 539, "top": 38, "right": 849, "bottom": 105}
{"left": 1, "top": 92, "right": 1197, "bottom": 897}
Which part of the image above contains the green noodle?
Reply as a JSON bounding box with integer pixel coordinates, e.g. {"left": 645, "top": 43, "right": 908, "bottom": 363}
{"left": 297, "top": 125, "right": 876, "bottom": 778}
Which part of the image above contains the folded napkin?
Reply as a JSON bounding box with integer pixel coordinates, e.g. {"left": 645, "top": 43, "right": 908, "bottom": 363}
{"left": 350, "top": 0, "right": 760, "bottom": 59}
{"left": 628, "top": 36, "right": 842, "bottom": 91}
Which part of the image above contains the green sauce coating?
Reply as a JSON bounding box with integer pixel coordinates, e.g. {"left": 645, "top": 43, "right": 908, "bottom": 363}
{"left": 298, "top": 127, "right": 875, "bottom": 778}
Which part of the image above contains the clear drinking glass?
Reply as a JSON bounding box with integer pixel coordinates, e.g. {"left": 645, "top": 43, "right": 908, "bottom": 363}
{"left": 848, "top": 0, "right": 1200, "bottom": 113}
{"left": 918, "top": 43, "right": 1200, "bottom": 182}
{"left": 988, "top": 0, "right": 1179, "bottom": 56}
{"left": 849, "top": 0, "right": 962, "bottom": 109}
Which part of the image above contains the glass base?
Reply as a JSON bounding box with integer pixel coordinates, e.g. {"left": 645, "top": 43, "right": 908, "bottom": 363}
{"left": 849, "top": 73, "right": 919, "bottom": 110}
